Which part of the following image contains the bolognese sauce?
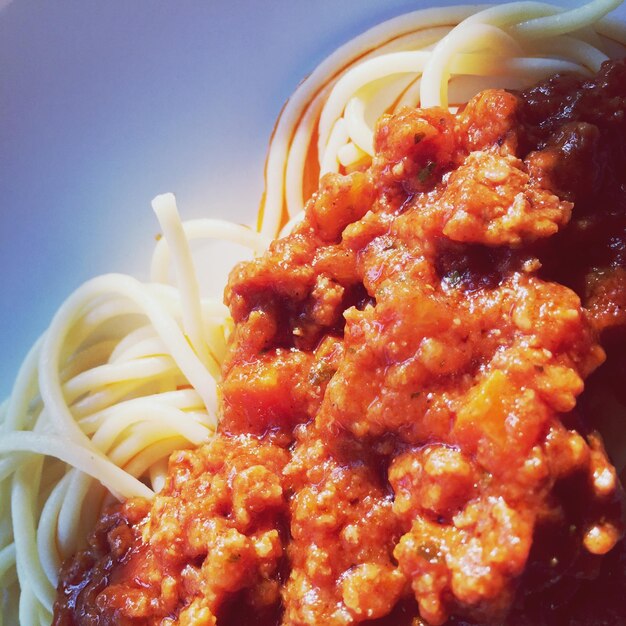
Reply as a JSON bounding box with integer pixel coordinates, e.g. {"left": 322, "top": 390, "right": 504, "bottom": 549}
{"left": 54, "top": 60, "right": 626, "bottom": 625}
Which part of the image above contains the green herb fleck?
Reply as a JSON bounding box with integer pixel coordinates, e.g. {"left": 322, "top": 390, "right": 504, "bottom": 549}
{"left": 417, "top": 161, "right": 436, "bottom": 183}
{"left": 309, "top": 363, "right": 335, "bottom": 386}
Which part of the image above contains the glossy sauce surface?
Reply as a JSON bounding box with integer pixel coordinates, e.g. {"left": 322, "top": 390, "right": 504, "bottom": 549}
{"left": 54, "top": 61, "right": 626, "bottom": 626}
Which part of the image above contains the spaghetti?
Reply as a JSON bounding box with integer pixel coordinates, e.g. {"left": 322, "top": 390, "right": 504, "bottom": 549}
{"left": 1, "top": 1, "right": 626, "bottom": 624}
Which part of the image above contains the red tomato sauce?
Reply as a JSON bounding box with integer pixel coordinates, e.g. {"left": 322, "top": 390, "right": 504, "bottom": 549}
{"left": 54, "top": 60, "right": 626, "bottom": 626}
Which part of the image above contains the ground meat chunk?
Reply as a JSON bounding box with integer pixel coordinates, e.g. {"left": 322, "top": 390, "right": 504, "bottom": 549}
{"left": 373, "top": 106, "right": 458, "bottom": 193}
{"left": 309, "top": 171, "right": 375, "bottom": 242}
{"left": 458, "top": 89, "right": 520, "bottom": 153}
{"left": 441, "top": 151, "right": 572, "bottom": 246}
{"left": 282, "top": 425, "right": 404, "bottom": 625}
{"left": 389, "top": 446, "right": 477, "bottom": 520}
{"left": 395, "top": 498, "right": 533, "bottom": 625}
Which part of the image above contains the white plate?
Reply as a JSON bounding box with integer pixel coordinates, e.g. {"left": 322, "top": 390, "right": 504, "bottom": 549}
{"left": 1, "top": 0, "right": 625, "bottom": 398}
